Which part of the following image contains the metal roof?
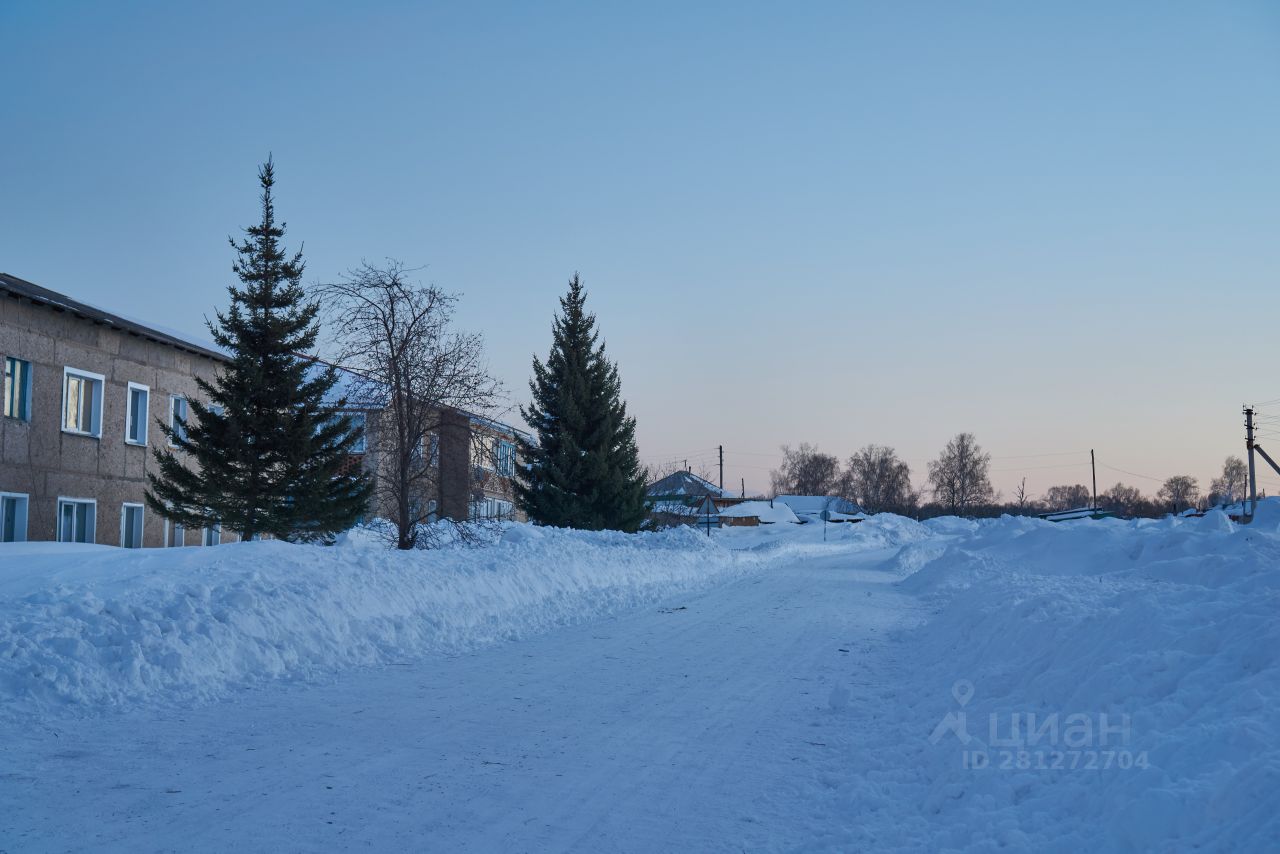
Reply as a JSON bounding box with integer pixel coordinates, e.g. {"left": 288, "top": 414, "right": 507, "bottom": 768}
{"left": 1, "top": 272, "right": 227, "bottom": 361}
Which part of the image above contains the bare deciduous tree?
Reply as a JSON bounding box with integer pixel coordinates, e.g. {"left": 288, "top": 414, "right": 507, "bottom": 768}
{"left": 1102, "top": 482, "right": 1144, "bottom": 516}
{"left": 1208, "top": 456, "right": 1248, "bottom": 506}
{"left": 1158, "top": 475, "right": 1200, "bottom": 513}
{"left": 318, "top": 260, "right": 502, "bottom": 549}
{"left": 1044, "top": 483, "right": 1092, "bottom": 511}
{"left": 842, "top": 444, "right": 917, "bottom": 514}
{"left": 770, "top": 443, "right": 841, "bottom": 497}
{"left": 927, "top": 432, "right": 994, "bottom": 516}
{"left": 1013, "top": 477, "right": 1030, "bottom": 513}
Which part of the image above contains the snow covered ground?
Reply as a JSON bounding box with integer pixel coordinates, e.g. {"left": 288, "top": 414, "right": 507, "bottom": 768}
{"left": 1, "top": 508, "right": 1278, "bottom": 851}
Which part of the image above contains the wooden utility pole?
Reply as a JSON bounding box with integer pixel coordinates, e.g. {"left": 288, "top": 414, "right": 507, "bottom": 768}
{"left": 741, "top": 477, "right": 745, "bottom": 498}
{"left": 1091, "top": 449, "right": 1098, "bottom": 510}
{"left": 719, "top": 445, "right": 724, "bottom": 492}
{"left": 1245, "top": 406, "right": 1258, "bottom": 516}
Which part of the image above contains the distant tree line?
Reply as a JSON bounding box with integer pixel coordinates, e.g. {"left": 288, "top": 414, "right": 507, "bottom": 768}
{"left": 768, "top": 437, "right": 1253, "bottom": 519}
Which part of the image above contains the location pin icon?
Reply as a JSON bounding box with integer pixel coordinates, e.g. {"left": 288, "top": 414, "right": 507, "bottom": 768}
{"left": 952, "top": 680, "right": 974, "bottom": 707}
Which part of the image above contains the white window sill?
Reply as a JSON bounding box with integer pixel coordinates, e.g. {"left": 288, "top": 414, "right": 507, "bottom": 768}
{"left": 62, "top": 428, "right": 101, "bottom": 439}
{"left": 125, "top": 439, "right": 148, "bottom": 447}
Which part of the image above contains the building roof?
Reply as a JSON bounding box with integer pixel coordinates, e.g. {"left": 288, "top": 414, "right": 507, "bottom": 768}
{"left": 717, "top": 500, "right": 800, "bottom": 523}
{"left": 1, "top": 272, "right": 227, "bottom": 361}
{"left": 773, "top": 495, "right": 866, "bottom": 516}
{"left": 648, "top": 495, "right": 718, "bottom": 518}
{"left": 2, "top": 272, "right": 530, "bottom": 441}
{"left": 646, "top": 470, "right": 733, "bottom": 499}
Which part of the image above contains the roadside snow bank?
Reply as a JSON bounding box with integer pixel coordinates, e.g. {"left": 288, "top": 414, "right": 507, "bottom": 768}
{"left": 0, "top": 526, "right": 760, "bottom": 718}
{"left": 846, "top": 506, "right": 1280, "bottom": 850}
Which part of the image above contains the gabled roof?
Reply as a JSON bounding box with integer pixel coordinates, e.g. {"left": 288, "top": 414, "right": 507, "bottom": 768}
{"left": 646, "top": 470, "right": 733, "bottom": 498}
{"left": 1, "top": 272, "right": 227, "bottom": 361}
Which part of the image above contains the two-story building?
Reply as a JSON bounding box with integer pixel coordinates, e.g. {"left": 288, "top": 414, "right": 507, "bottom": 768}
{"left": 0, "top": 273, "right": 524, "bottom": 546}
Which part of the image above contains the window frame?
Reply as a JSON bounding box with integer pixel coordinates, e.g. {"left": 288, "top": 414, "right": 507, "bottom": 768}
{"left": 3, "top": 357, "right": 33, "bottom": 422}
{"left": 56, "top": 497, "right": 97, "bottom": 544}
{"left": 168, "top": 394, "right": 188, "bottom": 447}
{"left": 497, "top": 440, "right": 516, "bottom": 477}
{"left": 61, "top": 367, "right": 105, "bottom": 438}
{"left": 164, "top": 517, "right": 186, "bottom": 548}
{"left": 120, "top": 502, "right": 145, "bottom": 549}
{"left": 202, "top": 520, "right": 221, "bottom": 546}
{"left": 0, "top": 491, "right": 29, "bottom": 543}
{"left": 125, "top": 382, "right": 151, "bottom": 446}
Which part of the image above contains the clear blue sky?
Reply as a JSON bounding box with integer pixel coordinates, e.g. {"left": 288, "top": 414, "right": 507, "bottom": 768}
{"left": 3, "top": 1, "right": 1279, "bottom": 499}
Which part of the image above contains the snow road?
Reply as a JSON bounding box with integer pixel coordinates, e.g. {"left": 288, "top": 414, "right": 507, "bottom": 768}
{"left": 2, "top": 546, "right": 921, "bottom": 852}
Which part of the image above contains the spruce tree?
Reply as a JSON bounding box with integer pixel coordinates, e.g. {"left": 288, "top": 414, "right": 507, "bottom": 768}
{"left": 146, "top": 157, "right": 371, "bottom": 542}
{"left": 515, "top": 274, "right": 647, "bottom": 531}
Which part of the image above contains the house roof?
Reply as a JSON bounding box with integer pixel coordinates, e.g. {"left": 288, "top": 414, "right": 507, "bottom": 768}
{"left": 646, "top": 470, "right": 733, "bottom": 498}
{"left": 717, "top": 501, "right": 800, "bottom": 523}
{"left": 648, "top": 495, "right": 718, "bottom": 517}
{"left": 773, "top": 495, "right": 866, "bottom": 516}
{"left": 1, "top": 272, "right": 227, "bottom": 361}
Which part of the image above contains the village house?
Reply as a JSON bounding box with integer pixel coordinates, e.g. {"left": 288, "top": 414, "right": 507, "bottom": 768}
{"left": 772, "top": 495, "right": 866, "bottom": 524}
{"left": 0, "top": 273, "right": 524, "bottom": 545}
{"left": 644, "top": 470, "right": 743, "bottom": 528}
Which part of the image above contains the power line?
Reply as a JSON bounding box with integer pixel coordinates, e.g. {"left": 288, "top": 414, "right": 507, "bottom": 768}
{"left": 1097, "top": 461, "right": 1165, "bottom": 484}
{"left": 991, "top": 462, "right": 1092, "bottom": 473}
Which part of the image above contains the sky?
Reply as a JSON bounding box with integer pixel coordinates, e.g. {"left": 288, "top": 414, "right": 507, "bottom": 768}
{"left": 3, "top": 1, "right": 1279, "bottom": 500}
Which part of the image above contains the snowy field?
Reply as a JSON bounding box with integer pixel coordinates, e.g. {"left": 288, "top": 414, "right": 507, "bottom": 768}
{"left": 1, "top": 508, "right": 1278, "bottom": 851}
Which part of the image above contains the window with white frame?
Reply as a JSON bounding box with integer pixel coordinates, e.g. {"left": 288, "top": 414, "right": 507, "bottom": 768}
{"left": 62, "top": 368, "right": 104, "bottom": 436}
{"left": 120, "top": 503, "right": 144, "bottom": 549}
{"left": 169, "top": 395, "right": 188, "bottom": 445}
{"left": 57, "top": 498, "right": 96, "bottom": 543}
{"left": 125, "top": 383, "right": 150, "bottom": 445}
{"left": 165, "top": 518, "right": 185, "bottom": 547}
{"left": 1, "top": 493, "right": 29, "bottom": 542}
{"left": 470, "top": 497, "right": 513, "bottom": 520}
{"left": 429, "top": 433, "right": 440, "bottom": 468}
{"left": 475, "top": 436, "right": 496, "bottom": 471}
{"left": 203, "top": 521, "right": 221, "bottom": 546}
{"left": 497, "top": 440, "right": 516, "bottom": 477}
{"left": 3, "top": 357, "right": 32, "bottom": 421}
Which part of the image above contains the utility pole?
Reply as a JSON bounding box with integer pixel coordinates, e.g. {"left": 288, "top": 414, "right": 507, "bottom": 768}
{"left": 741, "top": 477, "right": 745, "bottom": 498}
{"left": 1091, "top": 449, "right": 1098, "bottom": 511}
{"left": 1246, "top": 406, "right": 1258, "bottom": 517}
{"left": 719, "top": 445, "right": 724, "bottom": 493}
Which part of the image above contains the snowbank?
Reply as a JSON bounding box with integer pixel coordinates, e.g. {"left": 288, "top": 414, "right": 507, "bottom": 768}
{"left": 861, "top": 504, "right": 1280, "bottom": 850}
{"left": 0, "top": 526, "right": 762, "bottom": 718}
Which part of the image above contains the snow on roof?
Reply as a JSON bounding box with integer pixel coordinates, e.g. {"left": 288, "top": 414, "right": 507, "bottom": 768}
{"left": 1, "top": 272, "right": 227, "bottom": 361}
{"left": 717, "top": 501, "right": 800, "bottom": 523}
{"left": 2, "top": 273, "right": 531, "bottom": 440}
{"left": 773, "top": 495, "right": 865, "bottom": 516}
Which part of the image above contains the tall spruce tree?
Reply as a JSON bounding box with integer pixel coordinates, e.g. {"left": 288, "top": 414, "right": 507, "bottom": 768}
{"left": 515, "top": 275, "right": 647, "bottom": 531}
{"left": 146, "top": 157, "right": 371, "bottom": 541}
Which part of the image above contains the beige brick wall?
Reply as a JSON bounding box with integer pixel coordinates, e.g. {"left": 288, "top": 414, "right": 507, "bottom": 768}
{"left": 0, "top": 298, "right": 230, "bottom": 546}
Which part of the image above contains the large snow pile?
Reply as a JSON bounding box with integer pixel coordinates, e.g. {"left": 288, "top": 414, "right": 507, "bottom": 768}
{"left": 0, "top": 525, "right": 762, "bottom": 718}
{"left": 821, "top": 504, "right": 1280, "bottom": 850}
